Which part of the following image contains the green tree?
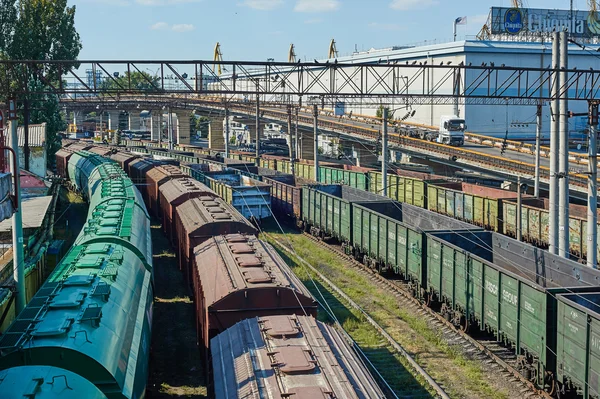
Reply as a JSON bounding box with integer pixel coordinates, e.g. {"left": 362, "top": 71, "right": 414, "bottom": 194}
{"left": 376, "top": 105, "right": 394, "bottom": 121}
{"left": 0, "top": 0, "right": 82, "bottom": 168}
{"left": 100, "top": 71, "right": 160, "bottom": 93}
{"left": 196, "top": 116, "right": 210, "bottom": 138}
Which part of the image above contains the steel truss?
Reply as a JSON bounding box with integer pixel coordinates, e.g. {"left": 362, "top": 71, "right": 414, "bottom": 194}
{"left": 1, "top": 59, "right": 599, "bottom": 106}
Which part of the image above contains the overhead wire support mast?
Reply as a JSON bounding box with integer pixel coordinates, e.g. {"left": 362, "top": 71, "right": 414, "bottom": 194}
{"left": 313, "top": 104, "right": 319, "bottom": 182}
{"left": 224, "top": 102, "right": 230, "bottom": 159}
{"left": 8, "top": 98, "right": 25, "bottom": 313}
{"left": 287, "top": 104, "right": 294, "bottom": 175}
{"left": 587, "top": 100, "right": 598, "bottom": 269}
{"left": 559, "top": 30, "right": 570, "bottom": 259}
{"left": 549, "top": 31, "right": 560, "bottom": 255}
{"left": 382, "top": 108, "right": 388, "bottom": 197}
{"left": 255, "top": 93, "right": 260, "bottom": 164}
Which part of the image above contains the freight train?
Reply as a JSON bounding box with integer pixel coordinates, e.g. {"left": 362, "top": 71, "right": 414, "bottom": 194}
{"left": 50, "top": 144, "right": 387, "bottom": 399}
{"left": 119, "top": 142, "right": 600, "bottom": 266}
{"left": 0, "top": 151, "right": 153, "bottom": 399}
{"left": 62, "top": 141, "right": 600, "bottom": 398}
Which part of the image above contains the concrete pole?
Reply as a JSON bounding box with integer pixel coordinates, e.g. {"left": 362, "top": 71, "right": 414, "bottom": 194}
{"left": 549, "top": 31, "right": 560, "bottom": 255}
{"left": 295, "top": 106, "right": 299, "bottom": 161}
{"left": 224, "top": 104, "right": 230, "bottom": 159}
{"left": 313, "top": 104, "right": 319, "bottom": 181}
{"left": 534, "top": 103, "right": 542, "bottom": 197}
{"left": 168, "top": 110, "right": 174, "bottom": 150}
{"left": 517, "top": 176, "right": 523, "bottom": 242}
{"left": 255, "top": 94, "right": 260, "bottom": 164}
{"left": 587, "top": 101, "right": 598, "bottom": 268}
{"left": 10, "top": 118, "right": 25, "bottom": 313}
{"left": 23, "top": 100, "right": 29, "bottom": 171}
{"left": 382, "top": 108, "right": 389, "bottom": 197}
{"left": 559, "top": 30, "right": 570, "bottom": 259}
{"left": 287, "top": 105, "right": 295, "bottom": 175}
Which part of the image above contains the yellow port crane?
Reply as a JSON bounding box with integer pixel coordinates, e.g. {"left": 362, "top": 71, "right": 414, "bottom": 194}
{"left": 328, "top": 39, "right": 338, "bottom": 59}
{"left": 288, "top": 44, "right": 296, "bottom": 63}
{"left": 213, "top": 42, "right": 223, "bottom": 75}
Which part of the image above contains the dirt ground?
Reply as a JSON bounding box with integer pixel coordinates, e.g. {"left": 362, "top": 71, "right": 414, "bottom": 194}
{"left": 146, "top": 223, "right": 207, "bottom": 398}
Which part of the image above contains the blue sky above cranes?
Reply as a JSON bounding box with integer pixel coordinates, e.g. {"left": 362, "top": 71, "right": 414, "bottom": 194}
{"left": 75, "top": 0, "right": 582, "bottom": 61}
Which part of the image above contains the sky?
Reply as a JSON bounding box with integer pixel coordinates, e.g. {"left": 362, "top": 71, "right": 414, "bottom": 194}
{"left": 74, "top": 0, "right": 586, "bottom": 61}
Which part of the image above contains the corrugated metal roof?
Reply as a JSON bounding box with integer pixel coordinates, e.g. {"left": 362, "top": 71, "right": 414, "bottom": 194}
{"left": 193, "top": 235, "right": 315, "bottom": 307}
{"left": 211, "top": 316, "right": 386, "bottom": 399}
{"left": 0, "top": 195, "right": 52, "bottom": 232}
{"left": 159, "top": 178, "right": 215, "bottom": 205}
{"left": 6, "top": 123, "right": 46, "bottom": 148}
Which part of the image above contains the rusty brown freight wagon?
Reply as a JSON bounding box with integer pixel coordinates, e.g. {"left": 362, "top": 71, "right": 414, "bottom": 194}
{"left": 145, "top": 164, "right": 186, "bottom": 217}
{"left": 109, "top": 151, "right": 139, "bottom": 171}
{"left": 193, "top": 234, "right": 317, "bottom": 349}
{"left": 159, "top": 178, "right": 216, "bottom": 245}
{"left": 55, "top": 148, "right": 74, "bottom": 179}
{"left": 174, "top": 196, "right": 257, "bottom": 284}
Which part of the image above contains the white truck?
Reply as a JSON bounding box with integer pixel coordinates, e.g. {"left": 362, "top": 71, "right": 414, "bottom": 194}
{"left": 394, "top": 115, "right": 466, "bottom": 146}
{"left": 436, "top": 115, "right": 466, "bottom": 146}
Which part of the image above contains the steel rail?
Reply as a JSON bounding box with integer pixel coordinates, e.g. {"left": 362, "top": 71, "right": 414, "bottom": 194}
{"left": 264, "top": 231, "right": 451, "bottom": 399}
{"left": 294, "top": 231, "right": 551, "bottom": 399}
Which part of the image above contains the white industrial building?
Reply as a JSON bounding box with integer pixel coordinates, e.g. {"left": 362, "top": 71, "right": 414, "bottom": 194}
{"left": 209, "top": 39, "right": 600, "bottom": 141}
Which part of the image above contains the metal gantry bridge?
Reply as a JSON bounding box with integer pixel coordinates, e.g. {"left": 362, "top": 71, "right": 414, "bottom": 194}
{"left": 1, "top": 59, "right": 599, "bottom": 106}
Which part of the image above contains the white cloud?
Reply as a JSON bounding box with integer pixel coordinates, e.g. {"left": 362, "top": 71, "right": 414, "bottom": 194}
{"left": 150, "top": 22, "right": 194, "bottom": 31}
{"left": 294, "top": 0, "right": 339, "bottom": 12}
{"left": 150, "top": 22, "right": 169, "bottom": 30}
{"left": 136, "top": 0, "right": 203, "bottom": 5}
{"left": 304, "top": 18, "right": 322, "bottom": 24}
{"left": 368, "top": 22, "right": 404, "bottom": 31}
{"left": 389, "top": 0, "right": 438, "bottom": 10}
{"left": 240, "top": 0, "right": 283, "bottom": 10}
{"left": 81, "top": 0, "right": 130, "bottom": 5}
{"left": 172, "top": 23, "right": 195, "bottom": 32}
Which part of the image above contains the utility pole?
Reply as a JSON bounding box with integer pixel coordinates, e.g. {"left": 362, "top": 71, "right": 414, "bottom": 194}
{"left": 287, "top": 105, "right": 295, "bottom": 175}
{"left": 168, "top": 109, "right": 174, "bottom": 150}
{"left": 534, "top": 103, "right": 542, "bottom": 197}
{"left": 313, "top": 104, "right": 319, "bottom": 182}
{"left": 587, "top": 101, "right": 598, "bottom": 268}
{"left": 255, "top": 94, "right": 260, "bottom": 165}
{"left": 224, "top": 104, "right": 230, "bottom": 159}
{"left": 295, "top": 106, "right": 299, "bottom": 161}
{"left": 8, "top": 99, "right": 25, "bottom": 313}
{"left": 549, "top": 31, "right": 560, "bottom": 255}
{"left": 382, "top": 108, "right": 388, "bottom": 197}
{"left": 559, "top": 30, "right": 570, "bottom": 259}
{"left": 517, "top": 176, "right": 523, "bottom": 242}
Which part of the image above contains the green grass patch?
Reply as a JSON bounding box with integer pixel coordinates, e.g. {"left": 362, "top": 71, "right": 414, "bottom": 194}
{"left": 263, "top": 228, "right": 508, "bottom": 399}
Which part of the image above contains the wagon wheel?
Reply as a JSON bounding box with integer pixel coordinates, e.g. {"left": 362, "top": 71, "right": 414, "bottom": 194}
{"left": 460, "top": 315, "right": 470, "bottom": 333}
{"left": 546, "top": 374, "right": 556, "bottom": 397}
{"left": 423, "top": 291, "right": 432, "bottom": 307}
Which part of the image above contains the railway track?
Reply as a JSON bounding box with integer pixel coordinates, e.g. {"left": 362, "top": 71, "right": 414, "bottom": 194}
{"left": 270, "top": 229, "right": 552, "bottom": 399}
{"left": 264, "top": 230, "right": 448, "bottom": 399}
